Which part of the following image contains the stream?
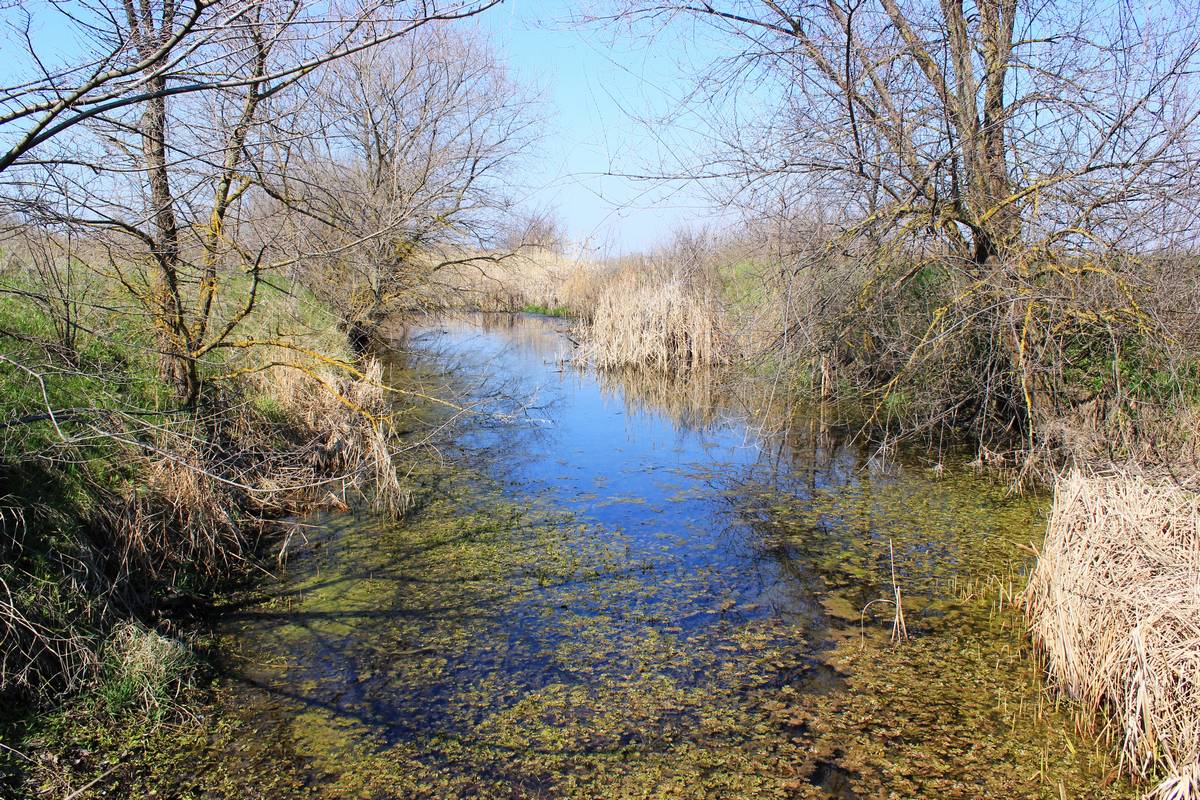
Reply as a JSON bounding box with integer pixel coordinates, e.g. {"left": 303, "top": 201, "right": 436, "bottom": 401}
{"left": 164, "top": 313, "right": 1129, "bottom": 799}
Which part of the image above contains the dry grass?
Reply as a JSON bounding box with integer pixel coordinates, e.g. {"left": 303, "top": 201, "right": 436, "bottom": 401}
{"left": 100, "top": 622, "right": 193, "bottom": 717}
{"left": 85, "top": 356, "right": 412, "bottom": 598}
{"left": 251, "top": 357, "right": 411, "bottom": 517}
{"left": 405, "top": 248, "right": 607, "bottom": 314}
{"left": 113, "top": 441, "right": 246, "bottom": 586}
{"left": 1025, "top": 471, "right": 1200, "bottom": 799}
{"left": 582, "top": 267, "right": 726, "bottom": 371}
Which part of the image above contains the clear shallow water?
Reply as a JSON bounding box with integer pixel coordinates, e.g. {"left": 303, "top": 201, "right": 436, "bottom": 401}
{"left": 168, "top": 314, "right": 1129, "bottom": 799}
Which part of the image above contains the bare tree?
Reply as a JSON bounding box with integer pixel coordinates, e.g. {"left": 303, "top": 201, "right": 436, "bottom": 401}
{"left": 1, "top": 0, "right": 503, "bottom": 404}
{"left": 503, "top": 209, "right": 569, "bottom": 253}
{"left": 277, "top": 25, "right": 538, "bottom": 340}
{"left": 596, "top": 0, "right": 1200, "bottom": 450}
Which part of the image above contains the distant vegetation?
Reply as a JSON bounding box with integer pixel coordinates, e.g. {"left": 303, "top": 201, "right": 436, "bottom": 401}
{"left": 520, "top": 304, "right": 573, "bottom": 318}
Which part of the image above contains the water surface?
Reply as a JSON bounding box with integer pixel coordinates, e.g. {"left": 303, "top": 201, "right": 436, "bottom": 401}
{"left": 168, "top": 314, "right": 1127, "bottom": 799}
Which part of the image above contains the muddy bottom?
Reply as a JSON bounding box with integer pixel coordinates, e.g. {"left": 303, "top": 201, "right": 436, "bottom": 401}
{"left": 131, "top": 314, "right": 1129, "bottom": 799}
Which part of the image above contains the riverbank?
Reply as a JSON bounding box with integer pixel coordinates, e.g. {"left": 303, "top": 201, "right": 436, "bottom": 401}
{"left": 0, "top": 277, "right": 430, "bottom": 795}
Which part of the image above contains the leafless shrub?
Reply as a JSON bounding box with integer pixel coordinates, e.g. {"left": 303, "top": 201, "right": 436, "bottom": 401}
{"left": 591, "top": 0, "right": 1200, "bottom": 459}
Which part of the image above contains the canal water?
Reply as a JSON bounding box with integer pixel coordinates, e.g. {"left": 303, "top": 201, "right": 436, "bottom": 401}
{"left": 168, "top": 313, "right": 1127, "bottom": 799}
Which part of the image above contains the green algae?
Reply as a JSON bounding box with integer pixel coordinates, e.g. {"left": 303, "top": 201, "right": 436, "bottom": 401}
{"left": 55, "top": 456, "right": 1133, "bottom": 800}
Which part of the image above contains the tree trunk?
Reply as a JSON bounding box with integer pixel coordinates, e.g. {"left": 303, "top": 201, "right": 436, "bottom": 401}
{"left": 141, "top": 76, "right": 199, "bottom": 406}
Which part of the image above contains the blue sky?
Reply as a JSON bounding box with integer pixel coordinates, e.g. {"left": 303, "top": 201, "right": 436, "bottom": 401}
{"left": 472, "top": 2, "right": 729, "bottom": 255}
{"left": 2, "top": 0, "right": 728, "bottom": 254}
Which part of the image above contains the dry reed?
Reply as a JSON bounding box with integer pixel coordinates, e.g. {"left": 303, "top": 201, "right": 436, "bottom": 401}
{"left": 254, "top": 357, "right": 410, "bottom": 517}
{"left": 583, "top": 270, "right": 725, "bottom": 370}
{"left": 1025, "top": 471, "right": 1200, "bottom": 799}
{"left": 405, "top": 249, "right": 604, "bottom": 314}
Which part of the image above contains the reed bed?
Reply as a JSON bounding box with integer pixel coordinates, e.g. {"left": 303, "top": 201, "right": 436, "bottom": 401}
{"left": 1025, "top": 471, "right": 1200, "bottom": 799}
{"left": 582, "top": 270, "right": 726, "bottom": 371}
{"left": 401, "top": 246, "right": 732, "bottom": 373}
{"left": 407, "top": 249, "right": 607, "bottom": 314}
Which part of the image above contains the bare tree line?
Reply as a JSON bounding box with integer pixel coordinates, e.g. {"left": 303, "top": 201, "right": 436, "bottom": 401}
{"left": 592, "top": 0, "right": 1200, "bottom": 459}
{"left": 1, "top": 0, "right": 530, "bottom": 407}
{"left": 281, "top": 26, "right": 538, "bottom": 341}
{"left": 0, "top": 0, "right": 539, "bottom": 701}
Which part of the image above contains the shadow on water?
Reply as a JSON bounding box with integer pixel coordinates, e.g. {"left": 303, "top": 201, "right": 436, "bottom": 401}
{"left": 177, "top": 313, "right": 1131, "bottom": 799}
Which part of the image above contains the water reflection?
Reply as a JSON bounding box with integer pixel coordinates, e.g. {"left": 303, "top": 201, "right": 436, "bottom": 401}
{"left": 195, "top": 313, "right": 1126, "bottom": 800}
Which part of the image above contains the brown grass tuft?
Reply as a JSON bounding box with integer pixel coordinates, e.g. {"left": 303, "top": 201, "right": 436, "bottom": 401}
{"left": 255, "top": 358, "right": 410, "bottom": 517}
{"left": 1025, "top": 471, "right": 1200, "bottom": 799}
{"left": 583, "top": 269, "right": 725, "bottom": 371}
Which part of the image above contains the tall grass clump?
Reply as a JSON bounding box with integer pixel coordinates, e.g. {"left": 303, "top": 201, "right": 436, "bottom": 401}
{"left": 1025, "top": 471, "right": 1200, "bottom": 799}
{"left": 582, "top": 266, "right": 726, "bottom": 371}
{"left": 98, "top": 622, "right": 194, "bottom": 719}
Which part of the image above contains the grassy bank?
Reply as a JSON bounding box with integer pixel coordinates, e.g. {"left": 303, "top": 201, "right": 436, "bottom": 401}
{"left": 0, "top": 267, "right": 424, "bottom": 793}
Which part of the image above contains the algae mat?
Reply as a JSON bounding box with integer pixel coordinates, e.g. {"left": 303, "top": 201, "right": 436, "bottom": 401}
{"left": 115, "top": 315, "right": 1130, "bottom": 799}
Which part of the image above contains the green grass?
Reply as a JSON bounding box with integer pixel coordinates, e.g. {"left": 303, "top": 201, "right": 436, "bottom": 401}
{"left": 520, "top": 303, "right": 573, "bottom": 318}
{"left": 717, "top": 257, "right": 769, "bottom": 310}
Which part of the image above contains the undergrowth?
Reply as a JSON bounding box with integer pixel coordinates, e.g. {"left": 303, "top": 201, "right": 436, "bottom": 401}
{"left": 0, "top": 265, "right": 429, "bottom": 793}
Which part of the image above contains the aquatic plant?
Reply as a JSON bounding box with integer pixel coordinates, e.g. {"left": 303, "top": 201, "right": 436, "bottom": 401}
{"left": 583, "top": 269, "right": 725, "bottom": 370}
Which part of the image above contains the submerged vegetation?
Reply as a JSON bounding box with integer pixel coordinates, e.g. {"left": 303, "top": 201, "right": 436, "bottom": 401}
{"left": 2, "top": 0, "right": 1200, "bottom": 797}
{"left": 7, "top": 392, "right": 1131, "bottom": 798}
